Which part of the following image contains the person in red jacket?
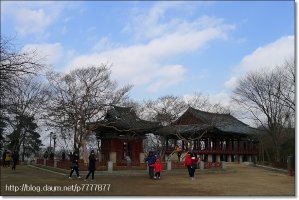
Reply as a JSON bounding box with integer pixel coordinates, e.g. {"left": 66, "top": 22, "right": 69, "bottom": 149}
{"left": 150, "top": 159, "right": 162, "bottom": 180}
{"left": 184, "top": 152, "right": 192, "bottom": 178}
{"left": 184, "top": 152, "right": 199, "bottom": 180}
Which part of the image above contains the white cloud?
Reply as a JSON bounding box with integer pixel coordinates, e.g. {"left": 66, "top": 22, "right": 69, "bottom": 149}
{"left": 67, "top": 24, "right": 232, "bottom": 91}
{"left": 208, "top": 91, "right": 231, "bottom": 107}
{"left": 91, "top": 37, "right": 116, "bottom": 52}
{"left": 66, "top": 2, "right": 234, "bottom": 93}
{"left": 123, "top": 1, "right": 231, "bottom": 41}
{"left": 22, "top": 43, "right": 64, "bottom": 67}
{"left": 15, "top": 8, "right": 53, "bottom": 37}
{"left": 63, "top": 2, "right": 234, "bottom": 93}
{"left": 224, "top": 76, "right": 238, "bottom": 89}
{"left": 2, "top": 1, "right": 68, "bottom": 38}
{"left": 146, "top": 65, "right": 186, "bottom": 92}
{"left": 225, "top": 35, "right": 294, "bottom": 89}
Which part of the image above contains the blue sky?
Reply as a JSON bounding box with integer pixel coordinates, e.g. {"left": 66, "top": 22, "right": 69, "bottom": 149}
{"left": 1, "top": 1, "right": 294, "bottom": 105}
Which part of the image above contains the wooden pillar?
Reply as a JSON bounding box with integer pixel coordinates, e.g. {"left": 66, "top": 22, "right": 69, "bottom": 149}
{"left": 208, "top": 138, "right": 211, "bottom": 150}
{"left": 220, "top": 139, "right": 223, "bottom": 150}
{"left": 205, "top": 138, "right": 208, "bottom": 150}
{"left": 166, "top": 138, "right": 169, "bottom": 150}
{"left": 198, "top": 139, "right": 201, "bottom": 150}
{"left": 212, "top": 138, "right": 216, "bottom": 150}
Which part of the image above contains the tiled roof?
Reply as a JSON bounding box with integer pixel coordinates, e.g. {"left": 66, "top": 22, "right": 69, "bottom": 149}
{"left": 94, "top": 106, "right": 161, "bottom": 134}
{"left": 158, "top": 107, "right": 257, "bottom": 136}
{"left": 187, "top": 107, "right": 256, "bottom": 135}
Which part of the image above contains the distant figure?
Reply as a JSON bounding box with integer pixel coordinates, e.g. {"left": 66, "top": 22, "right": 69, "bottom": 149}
{"left": 144, "top": 151, "right": 156, "bottom": 179}
{"left": 61, "top": 152, "right": 66, "bottom": 161}
{"left": 12, "top": 150, "right": 19, "bottom": 170}
{"left": 44, "top": 151, "right": 49, "bottom": 159}
{"left": 175, "top": 145, "right": 181, "bottom": 161}
{"left": 150, "top": 158, "right": 162, "bottom": 180}
{"left": 2, "top": 150, "right": 7, "bottom": 167}
{"left": 69, "top": 152, "right": 81, "bottom": 179}
{"left": 85, "top": 150, "right": 96, "bottom": 181}
{"left": 5, "top": 151, "right": 11, "bottom": 167}
{"left": 49, "top": 152, "right": 54, "bottom": 160}
{"left": 68, "top": 152, "right": 73, "bottom": 160}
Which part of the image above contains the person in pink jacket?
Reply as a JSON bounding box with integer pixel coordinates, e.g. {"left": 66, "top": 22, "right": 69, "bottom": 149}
{"left": 150, "top": 159, "right": 162, "bottom": 180}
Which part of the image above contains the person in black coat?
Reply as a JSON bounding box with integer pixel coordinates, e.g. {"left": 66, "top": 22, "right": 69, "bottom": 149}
{"left": 68, "top": 152, "right": 81, "bottom": 179}
{"left": 85, "top": 150, "right": 96, "bottom": 181}
{"left": 11, "top": 150, "right": 19, "bottom": 170}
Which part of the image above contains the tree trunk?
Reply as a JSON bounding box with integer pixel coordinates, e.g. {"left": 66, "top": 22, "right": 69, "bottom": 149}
{"left": 81, "top": 138, "right": 88, "bottom": 164}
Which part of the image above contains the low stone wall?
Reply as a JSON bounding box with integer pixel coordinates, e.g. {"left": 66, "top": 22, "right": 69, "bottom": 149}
{"left": 113, "top": 163, "right": 147, "bottom": 170}
{"left": 46, "top": 159, "right": 54, "bottom": 167}
{"left": 171, "top": 161, "right": 186, "bottom": 169}
{"left": 35, "top": 158, "right": 224, "bottom": 171}
{"left": 204, "top": 162, "right": 222, "bottom": 169}
{"left": 36, "top": 158, "right": 44, "bottom": 165}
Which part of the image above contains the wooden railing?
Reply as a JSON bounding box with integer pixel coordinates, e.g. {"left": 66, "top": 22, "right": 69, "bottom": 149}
{"left": 165, "top": 149, "right": 258, "bottom": 155}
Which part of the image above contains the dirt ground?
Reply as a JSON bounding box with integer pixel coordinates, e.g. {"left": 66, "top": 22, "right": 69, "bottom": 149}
{"left": 0, "top": 163, "right": 295, "bottom": 196}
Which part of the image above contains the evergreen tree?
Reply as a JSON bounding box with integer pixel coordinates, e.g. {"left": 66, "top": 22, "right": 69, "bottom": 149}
{"left": 7, "top": 114, "right": 42, "bottom": 161}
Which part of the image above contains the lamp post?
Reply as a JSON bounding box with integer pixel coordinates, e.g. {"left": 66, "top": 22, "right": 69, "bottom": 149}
{"left": 53, "top": 133, "right": 57, "bottom": 159}
{"left": 96, "top": 135, "right": 101, "bottom": 161}
{"left": 50, "top": 132, "right": 53, "bottom": 150}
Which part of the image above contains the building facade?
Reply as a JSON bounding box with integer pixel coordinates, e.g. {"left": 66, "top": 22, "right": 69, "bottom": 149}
{"left": 158, "top": 107, "right": 259, "bottom": 163}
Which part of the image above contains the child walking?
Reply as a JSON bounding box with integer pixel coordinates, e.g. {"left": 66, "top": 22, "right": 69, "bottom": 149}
{"left": 150, "top": 158, "right": 162, "bottom": 180}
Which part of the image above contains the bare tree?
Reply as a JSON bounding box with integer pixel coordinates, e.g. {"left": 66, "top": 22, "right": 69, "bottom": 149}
{"left": 184, "top": 92, "right": 210, "bottom": 110}
{"left": 44, "top": 65, "right": 132, "bottom": 163}
{"left": 3, "top": 75, "right": 46, "bottom": 156}
{"left": 0, "top": 37, "right": 45, "bottom": 97}
{"left": 1, "top": 36, "right": 46, "bottom": 151}
{"left": 274, "top": 59, "right": 295, "bottom": 112}
{"left": 232, "top": 63, "right": 294, "bottom": 162}
{"left": 141, "top": 95, "right": 187, "bottom": 158}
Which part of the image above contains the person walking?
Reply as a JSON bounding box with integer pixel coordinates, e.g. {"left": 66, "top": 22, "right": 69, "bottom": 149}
{"left": 175, "top": 145, "right": 181, "bottom": 162}
{"left": 61, "top": 151, "right": 66, "bottom": 161}
{"left": 68, "top": 152, "right": 81, "bottom": 179}
{"left": 190, "top": 152, "right": 199, "bottom": 180}
{"left": 44, "top": 151, "right": 49, "bottom": 160}
{"left": 150, "top": 158, "right": 162, "bottom": 180}
{"left": 184, "top": 152, "right": 199, "bottom": 180}
{"left": 85, "top": 150, "right": 96, "bottom": 181}
{"left": 184, "top": 152, "right": 192, "bottom": 179}
{"left": 144, "top": 151, "right": 156, "bottom": 179}
{"left": 5, "top": 151, "right": 11, "bottom": 167}
{"left": 11, "top": 150, "right": 19, "bottom": 170}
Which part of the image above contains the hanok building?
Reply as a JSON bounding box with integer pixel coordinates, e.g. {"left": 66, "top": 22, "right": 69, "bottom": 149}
{"left": 92, "top": 106, "right": 161, "bottom": 166}
{"left": 157, "top": 107, "right": 259, "bottom": 163}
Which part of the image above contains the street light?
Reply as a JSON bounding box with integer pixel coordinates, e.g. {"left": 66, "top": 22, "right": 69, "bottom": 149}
{"left": 52, "top": 133, "right": 57, "bottom": 159}
{"left": 50, "top": 132, "right": 53, "bottom": 150}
